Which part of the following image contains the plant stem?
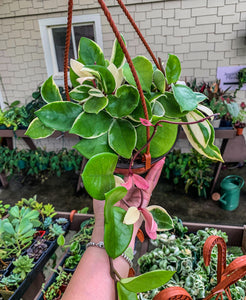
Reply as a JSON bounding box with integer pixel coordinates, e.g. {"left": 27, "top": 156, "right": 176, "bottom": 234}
{"left": 128, "top": 113, "right": 219, "bottom": 173}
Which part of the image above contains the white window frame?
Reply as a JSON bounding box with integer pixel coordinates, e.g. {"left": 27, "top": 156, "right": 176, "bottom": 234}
{"left": 39, "top": 14, "right": 103, "bottom": 86}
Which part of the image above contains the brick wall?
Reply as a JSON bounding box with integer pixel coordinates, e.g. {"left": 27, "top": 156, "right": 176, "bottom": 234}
{"left": 1, "top": 0, "right": 245, "bottom": 104}
{"left": 0, "top": 0, "right": 246, "bottom": 149}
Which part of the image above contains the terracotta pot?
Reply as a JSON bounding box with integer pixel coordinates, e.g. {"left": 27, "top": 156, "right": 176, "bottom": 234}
{"left": 236, "top": 128, "right": 244, "bottom": 135}
{"left": 115, "top": 155, "right": 165, "bottom": 175}
{"left": 115, "top": 128, "right": 180, "bottom": 175}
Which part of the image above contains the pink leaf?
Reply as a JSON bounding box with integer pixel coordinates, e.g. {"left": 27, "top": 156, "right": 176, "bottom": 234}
{"left": 140, "top": 208, "right": 158, "bottom": 240}
{"left": 140, "top": 118, "right": 154, "bottom": 127}
{"left": 132, "top": 174, "right": 149, "bottom": 190}
{"left": 121, "top": 175, "right": 133, "bottom": 190}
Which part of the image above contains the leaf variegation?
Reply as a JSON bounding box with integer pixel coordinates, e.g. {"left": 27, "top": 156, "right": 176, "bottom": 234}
{"left": 123, "top": 207, "right": 140, "bottom": 225}
{"left": 182, "top": 110, "right": 223, "bottom": 162}
{"left": 106, "top": 85, "right": 139, "bottom": 118}
{"left": 78, "top": 37, "right": 105, "bottom": 66}
{"left": 83, "top": 65, "right": 116, "bottom": 94}
{"left": 83, "top": 96, "right": 108, "bottom": 114}
{"left": 109, "top": 119, "right": 137, "bottom": 159}
{"left": 25, "top": 118, "right": 55, "bottom": 139}
{"left": 41, "top": 76, "right": 63, "bottom": 103}
{"left": 110, "top": 36, "right": 126, "bottom": 69}
{"left": 104, "top": 206, "right": 133, "bottom": 258}
{"left": 122, "top": 56, "right": 153, "bottom": 93}
{"left": 129, "top": 97, "right": 152, "bottom": 122}
{"left": 88, "top": 88, "right": 105, "bottom": 98}
{"left": 70, "top": 111, "right": 113, "bottom": 138}
{"left": 69, "top": 85, "right": 91, "bottom": 102}
{"left": 70, "top": 67, "right": 80, "bottom": 87}
{"left": 153, "top": 69, "right": 166, "bottom": 93}
{"left": 81, "top": 153, "right": 118, "bottom": 200}
{"left": 184, "top": 111, "right": 211, "bottom": 148}
{"left": 146, "top": 205, "right": 173, "bottom": 231}
{"left": 120, "top": 270, "right": 175, "bottom": 293}
{"left": 73, "top": 133, "right": 115, "bottom": 159}
{"left": 151, "top": 100, "right": 165, "bottom": 117}
{"left": 107, "top": 63, "right": 124, "bottom": 90}
{"left": 35, "top": 101, "right": 83, "bottom": 132}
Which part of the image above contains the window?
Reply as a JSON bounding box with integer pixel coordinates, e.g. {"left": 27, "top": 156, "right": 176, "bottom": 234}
{"left": 39, "top": 14, "right": 103, "bottom": 85}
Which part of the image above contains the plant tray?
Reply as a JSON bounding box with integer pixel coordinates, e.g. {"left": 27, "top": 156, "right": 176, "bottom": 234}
{"left": 1, "top": 217, "right": 70, "bottom": 300}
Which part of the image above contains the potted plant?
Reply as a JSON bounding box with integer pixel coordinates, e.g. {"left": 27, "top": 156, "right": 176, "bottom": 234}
{"left": 0, "top": 201, "right": 10, "bottom": 219}
{"left": 24, "top": 0, "right": 224, "bottom": 296}
{"left": 0, "top": 273, "right": 22, "bottom": 300}
{"left": 138, "top": 218, "right": 246, "bottom": 299}
{"left": 231, "top": 102, "right": 246, "bottom": 135}
{"left": 42, "top": 266, "right": 73, "bottom": 300}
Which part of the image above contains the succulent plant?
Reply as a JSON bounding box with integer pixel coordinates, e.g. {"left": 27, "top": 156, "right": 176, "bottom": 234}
{"left": 27, "top": 239, "right": 48, "bottom": 261}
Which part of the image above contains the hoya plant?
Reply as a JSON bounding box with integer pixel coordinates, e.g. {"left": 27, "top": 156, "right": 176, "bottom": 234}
{"left": 25, "top": 36, "right": 223, "bottom": 297}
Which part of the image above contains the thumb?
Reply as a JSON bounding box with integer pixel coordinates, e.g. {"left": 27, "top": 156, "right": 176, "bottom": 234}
{"left": 145, "top": 157, "right": 166, "bottom": 192}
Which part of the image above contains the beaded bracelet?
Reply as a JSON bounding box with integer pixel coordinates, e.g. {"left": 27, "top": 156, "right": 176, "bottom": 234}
{"left": 86, "top": 241, "right": 133, "bottom": 268}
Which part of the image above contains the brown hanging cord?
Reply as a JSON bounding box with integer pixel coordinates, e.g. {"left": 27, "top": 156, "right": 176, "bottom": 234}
{"left": 63, "top": 0, "right": 73, "bottom": 101}
{"left": 97, "top": 0, "right": 150, "bottom": 155}
{"left": 64, "top": 0, "right": 151, "bottom": 158}
{"left": 116, "top": 0, "right": 162, "bottom": 72}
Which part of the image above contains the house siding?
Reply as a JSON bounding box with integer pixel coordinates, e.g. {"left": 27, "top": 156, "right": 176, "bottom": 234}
{"left": 1, "top": 0, "right": 246, "bottom": 105}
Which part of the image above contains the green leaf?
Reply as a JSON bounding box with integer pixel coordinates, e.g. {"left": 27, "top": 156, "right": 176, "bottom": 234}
{"left": 120, "top": 270, "right": 175, "bottom": 293}
{"left": 9, "top": 206, "right": 19, "bottom": 218}
{"left": 70, "top": 111, "right": 113, "bottom": 138}
{"left": 109, "top": 119, "right": 137, "bottom": 159}
{"left": 104, "top": 206, "right": 133, "bottom": 258}
{"left": 104, "top": 186, "right": 128, "bottom": 223}
{"left": 41, "top": 76, "right": 63, "bottom": 103}
{"left": 153, "top": 69, "right": 166, "bottom": 93}
{"left": 82, "top": 153, "right": 118, "bottom": 200}
{"left": 106, "top": 85, "right": 139, "bottom": 118}
{"left": 18, "top": 218, "right": 33, "bottom": 235}
{"left": 151, "top": 100, "right": 165, "bottom": 117}
{"left": 110, "top": 36, "right": 126, "bottom": 68}
{"left": 147, "top": 205, "right": 174, "bottom": 231}
{"left": 122, "top": 56, "right": 153, "bottom": 93}
{"left": 183, "top": 111, "right": 211, "bottom": 148}
{"left": 157, "top": 92, "right": 187, "bottom": 118}
{"left": 35, "top": 102, "right": 83, "bottom": 132}
{"left": 57, "top": 235, "right": 65, "bottom": 246}
{"left": 136, "top": 117, "right": 178, "bottom": 158}
{"left": 117, "top": 282, "right": 138, "bottom": 300}
{"left": 166, "top": 54, "right": 181, "bottom": 84}
{"left": 83, "top": 96, "right": 108, "bottom": 114}
{"left": 73, "top": 133, "right": 115, "bottom": 159}
{"left": 172, "top": 84, "right": 206, "bottom": 112}
{"left": 83, "top": 65, "right": 116, "bottom": 94}
{"left": 70, "top": 67, "right": 80, "bottom": 88}
{"left": 182, "top": 111, "right": 223, "bottom": 162}
{"left": 69, "top": 85, "right": 91, "bottom": 102}
{"left": 78, "top": 37, "right": 105, "bottom": 66}
{"left": 129, "top": 97, "right": 152, "bottom": 122}
{"left": 25, "top": 118, "right": 55, "bottom": 139}
{"left": 3, "top": 221, "right": 15, "bottom": 235}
